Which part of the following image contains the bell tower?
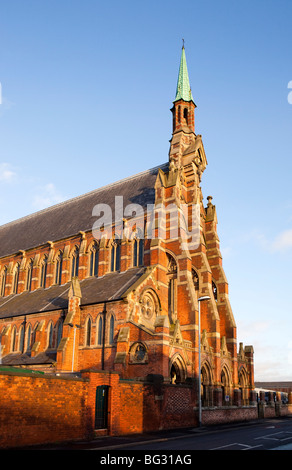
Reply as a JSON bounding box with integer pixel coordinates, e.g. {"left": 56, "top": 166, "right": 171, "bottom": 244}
{"left": 171, "top": 44, "right": 196, "bottom": 135}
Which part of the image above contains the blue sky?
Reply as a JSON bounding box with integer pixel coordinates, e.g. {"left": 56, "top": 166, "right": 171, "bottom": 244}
{"left": 1, "top": 0, "right": 292, "bottom": 381}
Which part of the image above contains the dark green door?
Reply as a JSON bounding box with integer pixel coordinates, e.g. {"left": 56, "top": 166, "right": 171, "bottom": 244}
{"left": 95, "top": 385, "right": 109, "bottom": 429}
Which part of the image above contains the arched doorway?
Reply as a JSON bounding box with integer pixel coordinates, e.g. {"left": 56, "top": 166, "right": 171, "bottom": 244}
{"left": 170, "top": 355, "right": 186, "bottom": 384}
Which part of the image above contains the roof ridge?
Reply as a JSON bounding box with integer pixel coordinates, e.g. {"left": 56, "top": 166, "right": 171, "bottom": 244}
{"left": 0, "top": 162, "right": 168, "bottom": 231}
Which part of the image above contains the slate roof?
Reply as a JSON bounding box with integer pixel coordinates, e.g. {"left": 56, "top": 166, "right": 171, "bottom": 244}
{"left": 0, "top": 267, "right": 146, "bottom": 319}
{"left": 0, "top": 163, "right": 168, "bottom": 258}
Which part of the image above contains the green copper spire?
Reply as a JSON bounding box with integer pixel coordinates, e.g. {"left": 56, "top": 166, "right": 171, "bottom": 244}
{"left": 174, "top": 46, "right": 194, "bottom": 103}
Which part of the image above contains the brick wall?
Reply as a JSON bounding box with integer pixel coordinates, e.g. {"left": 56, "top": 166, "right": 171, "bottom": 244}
{"left": 1, "top": 369, "right": 290, "bottom": 449}
{"left": 0, "top": 369, "right": 89, "bottom": 448}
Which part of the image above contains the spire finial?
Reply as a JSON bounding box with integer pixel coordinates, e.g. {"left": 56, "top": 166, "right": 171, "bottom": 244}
{"left": 182, "top": 38, "right": 185, "bottom": 49}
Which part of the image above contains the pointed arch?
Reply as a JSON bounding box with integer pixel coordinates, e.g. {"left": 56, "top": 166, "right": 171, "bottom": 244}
{"left": 132, "top": 228, "right": 144, "bottom": 267}
{"left": 56, "top": 319, "right": 63, "bottom": 347}
{"left": 11, "top": 326, "right": 17, "bottom": 352}
{"left": 47, "top": 321, "right": 54, "bottom": 349}
{"left": 89, "top": 241, "right": 99, "bottom": 277}
{"left": 169, "top": 354, "right": 187, "bottom": 384}
{"left": 166, "top": 252, "right": 177, "bottom": 324}
{"left": 40, "top": 255, "right": 48, "bottom": 288}
{"left": 54, "top": 250, "right": 63, "bottom": 285}
{"left": 221, "top": 364, "right": 232, "bottom": 404}
{"left": 26, "top": 323, "right": 32, "bottom": 351}
{"left": 108, "top": 314, "right": 115, "bottom": 345}
{"left": 97, "top": 315, "right": 103, "bottom": 346}
{"left": 26, "top": 259, "right": 33, "bottom": 291}
{"left": 85, "top": 316, "right": 92, "bottom": 347}
{"left": 13, "top": 263, "right": 20, "bottom": 294}
{"left": 19, "top": 325, "right": 25, "bottom": 353}
{"left": 110, "top": 236, "right": 121, "bottom": 272}
{"left": 201, "top": 361, "right": 214, "bottom": 406}
{"left": 0, "top": 266, "right": 7, "bottom": 297}
{"left": 71, "top": 245, "right": 80, "bottom": 278}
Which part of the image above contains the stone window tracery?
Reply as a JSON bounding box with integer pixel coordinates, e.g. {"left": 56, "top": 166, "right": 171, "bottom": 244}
{"left": 129, "top": 342, "right": 148, "bottom": 363}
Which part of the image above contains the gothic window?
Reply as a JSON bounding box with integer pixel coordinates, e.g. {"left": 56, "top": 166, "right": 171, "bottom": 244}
{"left": 31, "top": 323, "right": 38, "bottom": 349}
{"left": 110, "top": 237, "right": 121, "bottom": 272}
{"left": 55, "top": 252, "right": 63, "bottom": 285}
{"left": 167, "top": 253, "right": 177, "bottom": 323}
{"left": 184, "top": 107, "right": 188, "bottom": 124}
{"left": 129, "top": 342, "right": 147, "bottom": 363}
{"left": 47, "top": 322, "right": 54, "bottom": 349}
{"left": 109, "top": 315, "right": 114, "bottom": 345}
{"left": 85, "top": 317, "right": 92, "bottom": 347}
{"left": 140, "top": 292, "right": 156, "bottom": 320}
{"left": 26, "top": 324, "right": 32, "bottom": 351}
{"left": 178, "top": 105, "right": 181, "bottom": 123}
{"left": 19, "top": 325, "right": 25, "bottom": 353}
{"left": 56, "top": 320, "right": 63, "bottom": 347}
{"left": 212, "top": 281, "right": 217, "bottom": 301}
{"left": 192, "top": 268, "right": 199, "bottom": 291}
{"left": 11, "top": 326, "right": 17, "bottom": 352}
{"left": 133, "top": 235, "right": 144, "bottom": 267}
{"left": 40, "top": 256, "right": 48, "bottom": 288}
{"left": 89, "top": 242, "right": 99, "bottom": 277}
{"left": 97, "top": 316, "right": 103, "bottom": 346}
{"left": 71, "top": 246, "right": 79, "bottom": 278}
{"left": 0, "top": 266, "right": 7, "bottom": 297}
{"left": 13, "top": 263, "right": 20, "bottom": 294}
{"left": 26, "top": 260, "right": 33, "bottom": 291}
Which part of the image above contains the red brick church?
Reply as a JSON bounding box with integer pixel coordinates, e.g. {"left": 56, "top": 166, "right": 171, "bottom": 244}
{"left": 0, "top": 47, "right": 255, "bottom": 440}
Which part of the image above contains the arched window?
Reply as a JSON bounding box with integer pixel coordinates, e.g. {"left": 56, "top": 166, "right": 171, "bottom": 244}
{"left": 26, "top": 324, "right": 32, "bottom": 351}
{"left": 55, "top": 251, "right": 63, "bottom": 285}
{"left": 13, "top": 263, "right": 20, "bottom": 294}
{"left": 31, "top": 323, "right": 38, "bottom": 348}
{"left": 56, "top": 320, "right": 63, "bottom": 347}
{"left": 47, "top": 322, "right": 54, "bottom": 349}
{"left": 133, "top": 236, "right": 144, "bottom": 267}
{"left": 178, "top": 105, "right": 181, "bottom": 123}
{"left": 110, "top": 238, "right": 121, "bottom": 272}
{"left": 40, "top": 256, "right": 48, "bottom": 288}
{"left": 1, "top": 266, "right": 7, "bottom": 297}
{"left": 192, "top": 268, "right": 199, "bottom": 292}
{"left": 167, "top": 253, "right": 177, "bottom": 323}
{"left": 183, "top": 107, "right": 188, "bottom": 124}
{"left": 109, "top": 315, "right": 114, "bottom": 345}
{"left": 212, "top": 281, "right": 218, "bottom": 301}
{"left": 71, "top": 246, "right": 79, "bottom": 278}
{"left": 97, "top": 316, "right": 103, "bottom": 346}
{"left": 85, "top": 317, "right": 92, "bottom": 347}
{"left": 19, "top": 325, "right": 25, "bottom": 353}
{"left": 11, "top": 326, "right": 17, "bottom": 352}
{"left": 26, "top": 260, "right": 33, "bottom": 291}
{"left": 89, "top": 243, "right": 99, "bottom": 277}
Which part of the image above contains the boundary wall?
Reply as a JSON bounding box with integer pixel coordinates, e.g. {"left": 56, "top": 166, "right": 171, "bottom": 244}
{"left": 0, "top": 368, "right": 291, "bottom": 449}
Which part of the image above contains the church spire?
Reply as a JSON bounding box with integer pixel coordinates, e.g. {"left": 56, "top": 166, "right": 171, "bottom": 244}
{"left": 171, "top": 44, "right": 196, "bottom": 134}
{"left": 174, "top": 44, "right": 194, "bottom": 104}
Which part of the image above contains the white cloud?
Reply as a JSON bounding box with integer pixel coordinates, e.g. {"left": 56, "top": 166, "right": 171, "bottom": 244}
{"left": 271, "top": 228, "right": 292, "bottom": 252}
{"left": 32, "top": 183, "right": 66, "bottom": 210}
{"left": 0, "top": 163, "right": 17, "bottom": 182}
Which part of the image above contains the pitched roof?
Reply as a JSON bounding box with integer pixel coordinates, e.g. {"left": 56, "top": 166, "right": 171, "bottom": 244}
{"left": 0, "top": 163, "right": 168, "bottom": 258}
{"left": 0, "top": 267, "right": 146, "bottom": 319}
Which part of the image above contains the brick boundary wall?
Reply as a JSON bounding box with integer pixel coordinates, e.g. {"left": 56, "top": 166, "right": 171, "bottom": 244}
{"left": 0, "top": 369, "right": 90, "bottom": 448}
{"left": 1, "top": 369, "right": 292, "bottom": 449}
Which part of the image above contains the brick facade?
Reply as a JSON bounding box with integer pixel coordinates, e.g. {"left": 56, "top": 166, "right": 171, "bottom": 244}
{"left": 0, "top": 47, "right": 257, "bottom": 445}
